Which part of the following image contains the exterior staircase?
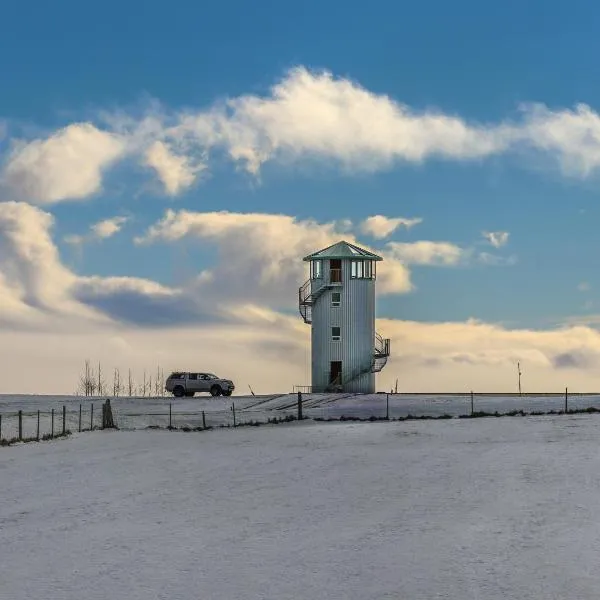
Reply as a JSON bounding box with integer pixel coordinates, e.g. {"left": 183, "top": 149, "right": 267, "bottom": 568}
{"left": 298, "top": 273, "right": 340, "bottom": 324}
{"left": 324, "top": 332, "right": 391, "bottom": 392}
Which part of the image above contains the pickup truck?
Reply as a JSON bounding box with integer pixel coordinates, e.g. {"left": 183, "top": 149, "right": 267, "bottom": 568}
{"left": 165, "top": 372, "right": 235, "bottom": 398}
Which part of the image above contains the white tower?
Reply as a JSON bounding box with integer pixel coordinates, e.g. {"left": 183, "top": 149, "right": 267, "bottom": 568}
{"left": 298, "top": 241, "right": 391, "bottom": 393}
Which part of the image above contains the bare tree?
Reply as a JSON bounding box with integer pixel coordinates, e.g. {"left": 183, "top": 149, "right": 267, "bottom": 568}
{"left": 155, "top": 365, "right": 162, "bottom": 397}
{"left": 148, "top": 373, "right": 153, "bottom": 398}
{"left": 113, "top": 368, "right": 121, "bottom": 397}
{"left": 97, "top": 361, "right": 106, "bottom": 396}
{"left": 78, "top": 359, "right": 96, "bottom": 396}
{"left": 127, "top": 368, "right": 134, "bottom": 397}
{"left": 142, "top": 369, "right": 147, "bottom": 397}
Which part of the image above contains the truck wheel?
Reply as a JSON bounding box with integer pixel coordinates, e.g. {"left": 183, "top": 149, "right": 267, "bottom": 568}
{"left": 210, "top": 385, "right": 222, "bottom": 397}
{"left": 173, "top": 385, "right": 185, "bottom": 398}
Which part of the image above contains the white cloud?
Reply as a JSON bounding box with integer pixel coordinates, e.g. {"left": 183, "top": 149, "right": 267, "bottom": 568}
{"left": 0, "top": 201, "right": 100, "bottom": 324}
{"left": 2, "top": 124, "right": 126, "bottom": 203}
{"left": 64, "top": 215, "right": 129, "bottom": 247}
{"left": 483, "top": 230, "right": 510, "bottom": 248}
{"left": 170, "top": 67, "right": 512, "bottom": 175}
{"left": 519, "top": 103, "right": 600, "bottom": 176}
{"left": 6, "top": 69, "right": 600, "bottom": 204}
{"left": 166, "top": 68, "right": 600, "bottom": 179}
{"left": 360, "top": 215, "right": 423, "bottom": 239}
{"left": 386, "top": 240, "right": 467, "bottom": 266}
{"left": 143, "top": 140, "right": 204, "bottom": 196}
{"left": 135, "top": 209, "right": 413, "bottom": 298}
{"left": 90, "top": 216, "right": 129, "bottom": 239}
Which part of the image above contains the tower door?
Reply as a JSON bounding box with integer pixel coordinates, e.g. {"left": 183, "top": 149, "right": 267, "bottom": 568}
{"left": 330, "top": 259, "right": 342, "bottom": 283}
{"left": 330, "top": 361, "right": 342, "bottom": 385}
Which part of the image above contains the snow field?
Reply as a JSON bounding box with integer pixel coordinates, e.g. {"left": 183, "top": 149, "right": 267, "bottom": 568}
{"left": 3, "top": 392, "right": 600, "bottom": 440}
{"left": 3, "top": 416, "right": 600, "bottom": 598}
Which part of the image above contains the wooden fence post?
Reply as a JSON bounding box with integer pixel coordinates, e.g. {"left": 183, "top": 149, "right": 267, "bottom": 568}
{"left": 101, "top": 399, "right": 115, "bottom": 429}
{"left": 297, "top": 391, "right": 303, "bottom": 420}
{"left": 51, "top": 409, "right": 54, "bottom": 439}
{"left": 386, "top": 393, "right": 390, "bottom": 420}
{"left": 79, "top": 404, "right": 82, "bottom": 433}
{"left": 37, "top": 411, "right": 40, "bottom": 441}
{"left": 169, "top": 403, "right": 172, "bottom": 429}
{"left": 232, "top": 402, "right": 236, "bottom": 427}
{"left": 62, "top": 405, "right": 66, "bottom": 435}
{"left": 18, "top": 410, "right": 22, "bottom": 441}
{"left": 471, "top": 391, "right": 474, "bottom": 415}
{"left": 202, "top": 411, "right": 206, "bottom": 429}
{"left": 0, "top": 414, "right": 2, "bottom": 442}
{"left": 565, "top": 387, "right": 568, "bottom": 413}
{"left": 90, "top": 404, "right": 93, "bottom": 431}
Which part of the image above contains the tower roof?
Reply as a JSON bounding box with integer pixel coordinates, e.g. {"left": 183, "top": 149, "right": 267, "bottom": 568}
{"left": 303, "top": 240, "right": 383, "bottom": 262}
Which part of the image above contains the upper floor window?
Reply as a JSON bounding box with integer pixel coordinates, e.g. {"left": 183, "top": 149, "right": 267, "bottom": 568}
{"left": 310, "top": 259, "right": 323, "bottom": 279}
{"left": 350, "top": 259, "right": 375, "bottom": 279}
{"left": 331, "top": 292, "right": 341, "bottom": 307}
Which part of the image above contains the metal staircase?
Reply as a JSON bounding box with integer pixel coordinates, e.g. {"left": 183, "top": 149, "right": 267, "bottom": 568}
{"left": 298, "top": 275, "right": 339, "bottom": 324}
{"left": 324, "top": 332, "right": 391, "bottom": 392}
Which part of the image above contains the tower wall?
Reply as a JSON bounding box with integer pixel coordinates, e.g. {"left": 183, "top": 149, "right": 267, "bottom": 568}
{"left": 311, "top": 259, "right": 376, "bottom": 393}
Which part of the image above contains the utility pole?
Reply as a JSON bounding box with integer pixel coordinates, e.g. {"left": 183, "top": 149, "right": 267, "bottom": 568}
{"left": 517, "top": 362, "right": 522, "bottom": 396}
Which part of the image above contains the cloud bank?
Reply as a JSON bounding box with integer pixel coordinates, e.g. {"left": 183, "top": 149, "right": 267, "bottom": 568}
{"left": 4, "top": 68, "right": 600, "bottom": 203}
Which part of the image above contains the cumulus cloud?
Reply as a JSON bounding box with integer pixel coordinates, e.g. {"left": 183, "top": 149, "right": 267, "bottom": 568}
{"left": 386, "top": 240, "right": 467, "bottom": 266}
{"left": 482, "top": 230, "right": 510, "bottom": 248}
{"left": 64, "top": 215, "right": 129, "bottom": 246}
{"left": 379, "top": 317, "right": 600, "bottom": 390}
{"left": 360, "top": 215, "right": 423, "bottom": 239}
{"left": 0, "top": 201, "right": 186, "bottom": 328}
{"left": 135, "top": 209, "right": 413, "bottom": 299}
{"left": 169, "top": 67, "right": 511, "bottom": 175}
{"left": 143, "top": 140, "right": 204, "bottom": 195}
{"left": 6, "top": 68, "right": 600, "bottom": 203}
{"left": 2, "top": 124, "right": 126, "bottom": 203}
{"left": 92, "top": 215, "right": 129, "bottom": 239}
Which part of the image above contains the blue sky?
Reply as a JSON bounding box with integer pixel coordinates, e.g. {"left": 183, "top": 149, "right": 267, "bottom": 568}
{"left": 4, "top": 0, "right": 600, "bottom": 392}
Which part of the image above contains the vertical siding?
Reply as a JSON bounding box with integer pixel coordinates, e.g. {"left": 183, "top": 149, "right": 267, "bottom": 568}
{"left": 311, "top": 258, "right": 376, "bottom": 393}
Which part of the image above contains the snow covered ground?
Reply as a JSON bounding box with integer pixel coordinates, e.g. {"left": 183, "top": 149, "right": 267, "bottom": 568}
{"left": 3, "top": 415, "right": 600, "bottom": 599}
{"left": 2, "top": 392, "right": 600, "bottom": 440}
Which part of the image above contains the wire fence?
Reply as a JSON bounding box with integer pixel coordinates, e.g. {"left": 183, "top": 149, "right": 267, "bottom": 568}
{"left": 0, "top": 403, "right": 103, "bottom": 445}
{"left": 4, "top": 391, "right": 600, "bottom": 446}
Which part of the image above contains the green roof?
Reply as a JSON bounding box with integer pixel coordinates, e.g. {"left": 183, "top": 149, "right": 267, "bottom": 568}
{"left": 303, "top": 240, "right": 383, "bottom": 262}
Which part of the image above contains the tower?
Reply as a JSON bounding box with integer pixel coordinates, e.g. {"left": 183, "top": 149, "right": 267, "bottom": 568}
{"left": 298, "top": 241, "right": 391, "bottom": 393}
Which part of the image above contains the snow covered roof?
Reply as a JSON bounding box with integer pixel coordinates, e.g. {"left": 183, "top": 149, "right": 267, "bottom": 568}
{"left": 303, "top": 240, "right": 383, "bottom": 262}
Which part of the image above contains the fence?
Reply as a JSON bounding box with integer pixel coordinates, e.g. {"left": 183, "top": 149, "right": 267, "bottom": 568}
{"left": 0, "top": 401, "right": 113, "bottom": 446}
{"left": 3, "top": 391, "right": 600, "bottom": 446}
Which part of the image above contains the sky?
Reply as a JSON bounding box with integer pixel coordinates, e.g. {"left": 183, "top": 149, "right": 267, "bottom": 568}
{"left": 4, "top": 0, "right": 600, "bottom": 393}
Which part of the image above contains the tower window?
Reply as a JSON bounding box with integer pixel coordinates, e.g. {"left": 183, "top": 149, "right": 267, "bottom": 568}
{"left": 331, "top": 292, "right": 341, "bottom": 307}
{"left": 331, "top": 326, "right": 341, "bottom": 341}
{"left": 310, "top": 259, "right": 323, "bottom": 279}
{"left": 351, "top": 259, "right": 375, "bottom": 279}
